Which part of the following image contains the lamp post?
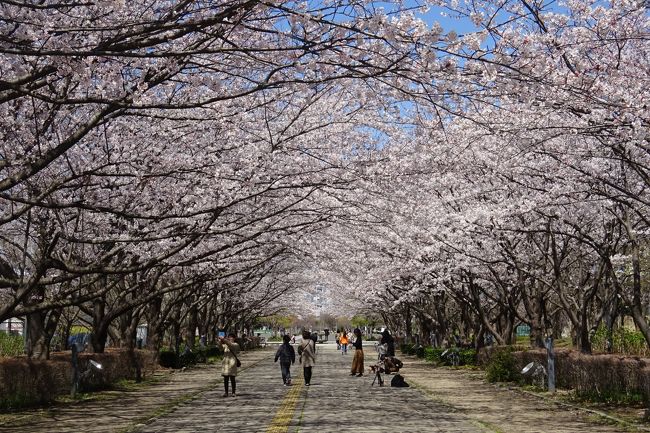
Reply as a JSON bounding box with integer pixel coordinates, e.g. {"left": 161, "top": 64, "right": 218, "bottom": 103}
{"left": 71, "top": 343, "right": 102, "bottom": 397}
{"left": 545, "top": 336, "right": 556, "bottom": 393}
{"left": 71, "top": 344, "right": 80, "bottom": 397}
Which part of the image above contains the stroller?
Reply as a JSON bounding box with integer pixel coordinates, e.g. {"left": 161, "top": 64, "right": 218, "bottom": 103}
{"left": 370, "top": 343, "right": 403, "bottom": 386}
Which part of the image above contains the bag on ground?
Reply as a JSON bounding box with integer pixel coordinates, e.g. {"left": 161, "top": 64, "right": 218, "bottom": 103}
{"left": 390, "top": 374, "right": 409, "bottom": 387}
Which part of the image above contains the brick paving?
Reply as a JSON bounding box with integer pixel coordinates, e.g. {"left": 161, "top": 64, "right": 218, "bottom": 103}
{"left": 1, "top": 343, "right": 646, "bottom": 432}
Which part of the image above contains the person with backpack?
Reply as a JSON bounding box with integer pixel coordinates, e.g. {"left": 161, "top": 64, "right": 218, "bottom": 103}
{"left": 340, "top": 331, "right": 349, "bottom": 355}
{"left": 274, "top": 334, "right": 296, "bottom": 385}
{"left": 298, "top": 330, "right": 316, "bottom": 386}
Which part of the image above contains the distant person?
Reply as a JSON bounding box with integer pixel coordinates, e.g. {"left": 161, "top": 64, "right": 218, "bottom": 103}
{"left": 291, "top": 334, "right": 296, "bottom": 344}
{"left": 311, "top": 331, "right": 318, "bottom": 353}
{"left": 380, "top": 329, "right": 395, "bottom": 357}
{"left": 340, "top": 331, "right": 349, "bottom": 355}
{"left": 336, "top": 331, "right": 341, "bottom": 350}
{"left": 350, "top": 328, "right": 364, "bottom": 377}
{"left": 275, "top": 334, "right": 296, "bottom": 385}
{"left": 298, "top": 330, "right": 316, "bottom": 386}
{"left": 217, "top": 333, "right": 241, "bottom": 397}
{"left": 181, "top": 339, "right": 192, "bottom": 356}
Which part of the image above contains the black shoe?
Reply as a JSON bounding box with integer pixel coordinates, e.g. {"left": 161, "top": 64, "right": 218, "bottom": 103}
{"left": 350, "top": 372, "right": 356, "bottom": 376}
{"left": 356, "top": 373, "right": 363, "bottom": 377}
{"left": 222, "top": 392, "right": 228, "bottom": 397}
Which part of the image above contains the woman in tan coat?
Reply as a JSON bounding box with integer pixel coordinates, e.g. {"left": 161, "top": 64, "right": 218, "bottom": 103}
{"left": 217, "top": 333, "right": 241, "bottom": 397}
{"left": 298, "top": 330, "right": 316, "bottom": 386}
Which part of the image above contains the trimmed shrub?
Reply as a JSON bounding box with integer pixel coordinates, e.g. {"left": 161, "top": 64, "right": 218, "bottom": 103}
{"left": 424, "top": 347, "right": 477, "bottom": 366}
{"left": 178, "top": 350, "right": 197, "bottom": 367}
{"left": 158, "top": 350, "right": 177, "bottom": 369}
{"left": 592, "top": 324, "right": 649, "bottom": 357}
{"left": 459, "top": 349, "right": 477, "bottom": 366}
{"left": 425, "top": 347, "right": 444, "bottom": 363}
{"left": 478, "top": 346, "right": 650, "bottom": 403}
{"left": 205, "top": 345, "right": 222, "bottom": 357}
{"left": 485, "top": 348, "right": 519, "bottom": 383}
{"left": 400, "top": 343, "right": 414, "bottom": 355}
{"left": 0, "top": 332, "right": 24, "bottom": 357}
{"left": 0, "top": 349, "right": 157, "bottom": 409}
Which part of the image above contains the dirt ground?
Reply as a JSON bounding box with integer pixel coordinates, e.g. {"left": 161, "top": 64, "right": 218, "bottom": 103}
{"left": 402, "top": 356, "right": 650, "bottom": 433}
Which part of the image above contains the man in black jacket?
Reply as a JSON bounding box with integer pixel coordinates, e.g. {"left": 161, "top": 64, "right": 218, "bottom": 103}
{"left": 274, "top": 334, "right": 296, "bottom": 385}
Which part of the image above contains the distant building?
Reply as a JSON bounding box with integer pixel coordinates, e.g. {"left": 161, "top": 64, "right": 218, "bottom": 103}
{"left": 0, "top": 317, "right": 24, "bottom": 336}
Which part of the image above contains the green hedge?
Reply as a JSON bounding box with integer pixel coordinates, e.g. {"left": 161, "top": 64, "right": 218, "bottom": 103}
{"left": 159, "top": 345, "right": 223, "bottom": 369}
{"left": 399, "top": 343, "right": 426, "bottom": 358}
{"left": 423, "top": 347, "right": 477, "bottom": 366}
{"left": 485, "top": 347, "right": 519, "bottom": 382}
{"left": 591, "top": 324, "right": 649, "bottom": 356}
{"left": 159, "top": 350, "right": 177, "bottom": 368}
{"left": 0, "top": 332, "right": 23, "bottom": 357}
{"left": 399, "top": 344, "right": 477, "bottom": 365}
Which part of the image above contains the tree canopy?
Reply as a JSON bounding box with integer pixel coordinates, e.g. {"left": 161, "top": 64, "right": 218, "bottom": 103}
{"left": 1, "top": 0, "right": 649, "bottom": 358}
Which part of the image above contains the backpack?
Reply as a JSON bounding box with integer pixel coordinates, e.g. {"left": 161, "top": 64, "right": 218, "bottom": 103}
{"left": 390, "top": 374, "right": 409, "bottom": 387}
{"left": 384, "top": 356, "right": 403, "bottom": 373}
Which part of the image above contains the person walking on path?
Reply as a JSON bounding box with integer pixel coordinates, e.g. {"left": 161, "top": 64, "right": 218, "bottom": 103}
{"left": 340, "top": 331, "right": 349, "bottom": 355}
{"left": 298, "top": 330, "right": 316, "bottom": 386}
{"left": 216, "top": 333, "right": 241, "bottom": 397}
{"left": 274, "top": 334, "right": 296, "bottom": 385}
{"left": 380, "top": 329, "right": 395, "bottom": 357}
{"left": 350, "top": 328, "right": 364, "bottom": 377}
{"left": 336, "top": 331, "right": 341, "bottom": 350}
{"left": 310, "top": 331, "right": 318, "bottom": 353}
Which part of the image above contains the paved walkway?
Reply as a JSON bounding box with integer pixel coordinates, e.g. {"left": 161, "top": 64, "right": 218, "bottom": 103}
{"left": 1, "top": 343, "right": 645, "bottom": 432}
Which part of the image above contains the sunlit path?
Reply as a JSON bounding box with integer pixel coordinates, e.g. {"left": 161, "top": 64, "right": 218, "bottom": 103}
{"left": 287, "top": 343, "right": 481, "bottom": 433}
{"left": 138, "top": 342, "right": 481, "bottom": 433}
{"left": 128, "top": 343, "right": 637, "bottom": 433}
{"left": 1, "top": 344, "right": 640, "bottom": 432}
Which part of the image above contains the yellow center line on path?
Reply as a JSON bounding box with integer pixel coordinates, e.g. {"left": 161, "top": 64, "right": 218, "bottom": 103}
{"left": 265, "top": 376, "right": 305, "bottom": 433}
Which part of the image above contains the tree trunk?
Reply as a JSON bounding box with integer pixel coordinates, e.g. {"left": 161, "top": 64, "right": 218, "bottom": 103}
{"left": 613, "top": 214, "right": 650, "bottom": 348}
{"left": 184, "top": 303, "right": 198, "bottom": 350}
{"left": 90, "top": 323, "right": 110, "bottom": 353}
{"left": 404, "top": 306, "right": 412, "bottom": 344}
{"left": 628, "top": 238, "right": 650, "bottom": 347}
{"left": 145, "top": 296, "right": 164, "bottom": 351}
{"left": 528, "top": 292, "right": 546, "bottom": 349}
{"left": 90, "top": 297, "right": 110, "bottom": 353}
{"left": 577, "top": 305, "right": 592, "bottom": 354}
